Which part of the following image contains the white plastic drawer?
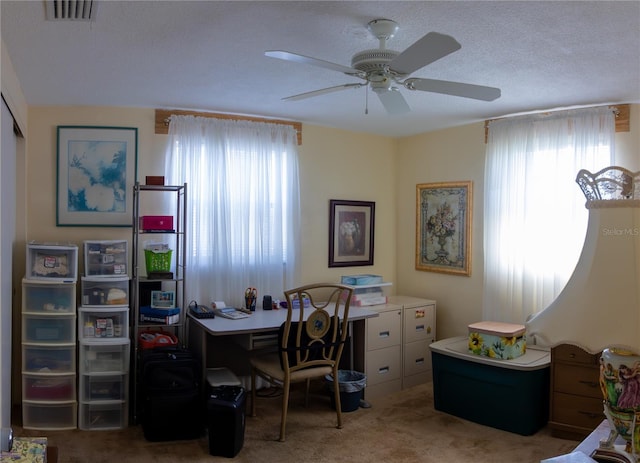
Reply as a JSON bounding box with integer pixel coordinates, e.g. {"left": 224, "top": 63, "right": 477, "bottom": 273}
{"left": 22, "top": 279, "right": 76, "bottom": 314}
{"left": 22, "top": 401, "right": 77, "bottom": 430}
{"left": 367, "top": 309, "right": 401, "bottom": 351}
{"left": 365, "top": 344, "right": 401, "bottom": 386}
{"left": 26, "top": 243, "right": 78, "bottom": 282}
{"left": 78, "top": 307, "right": 129, "bottom": 341}
{"left": 404, "top": 304, "right": 435, "bottom": 344}
{"left": 22, "top": 373, "right": 76, "bottom": 401}
{"left": 80, "top": 373, "right": 129, "bottom": 402}
{"left": 22, "top": 344, "right": 76, "bottom": 373}
{"left": 22, "top": 313, "right": 76, "bottom": 344}
{"left": 81, "top": 276, "right": 130, "bottom": 307}
{"left": 84, "top": 240, "right": 128, "bottom": 277}
{"left": 79, "top": 340, "right": 130, "bottom": 373}
{"left": 79, "top": 401, "right": 128, "bottom": 430}
{"left": 403, "top": 339, "right": 433, "bottom": 377}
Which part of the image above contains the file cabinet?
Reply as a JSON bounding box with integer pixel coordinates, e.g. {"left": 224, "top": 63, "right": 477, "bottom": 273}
{"left": 362, "top": 302, "right": 403, "bottom": 399}
{"left": 388, "top": 296, "right": 437, "bottom": 390}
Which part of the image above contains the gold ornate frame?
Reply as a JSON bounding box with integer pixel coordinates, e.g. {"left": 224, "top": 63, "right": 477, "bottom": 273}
{"left": 416, "top": 181, "right": 472, "bottom": 276}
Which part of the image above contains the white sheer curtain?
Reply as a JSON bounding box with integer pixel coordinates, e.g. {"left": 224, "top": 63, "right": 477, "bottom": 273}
{"left": 164, "top": 115, "right": 301, "bottom": 308}
{"left": 483, "top": 106, "right": 615, "bottom": 324}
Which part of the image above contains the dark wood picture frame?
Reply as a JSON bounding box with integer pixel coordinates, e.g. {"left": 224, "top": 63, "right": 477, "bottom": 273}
{"left": 329, "top": 199, "right": 375, "bottom": 268}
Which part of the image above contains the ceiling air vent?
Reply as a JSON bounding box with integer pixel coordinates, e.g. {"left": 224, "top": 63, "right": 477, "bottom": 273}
{"left": 45, "top": 0, "right": 97, "bottom": 21}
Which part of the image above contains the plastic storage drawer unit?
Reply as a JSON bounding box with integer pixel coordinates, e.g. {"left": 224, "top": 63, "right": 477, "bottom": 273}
{"left": 26, "top": 243, "right": 78, "bottom": 282}
{"left": 84, "top": 240, "right": 128, "bottom": 277}
{"left": 22, "top": 401, "right": 77, "bottom": 430}
{"left": 207, "top": 386, "right": 246, "bottom": 458}
{"left": 22, "top": 313, "right": 76, "bottom": 344}
{"left": 81, "top": 276, "right": 130, "bottom": 307}
{"left": 23, "top": 373, "right": 76, "bottom": 401}
{"left": 79, "top": 340, "right": 130, "bottom": 373}
{"left": 22, "top": 344, "right": 76, "bottom": 374}
{"left": 79, "top": 401, "right": 128, "bottom": 430}
{"left": 22, "top": 279, "right": 76, "bottom": 314}
{"left": 80, "top": 373, "right": 128, "bottom": 402}
{"left": 78, "top": 307, "right": 129, "bottom": 341}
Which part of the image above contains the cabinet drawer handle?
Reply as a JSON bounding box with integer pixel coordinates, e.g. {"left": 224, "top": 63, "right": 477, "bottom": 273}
{"left": 415, "top": 358, "right": 425, "bottom": 365}
{"left": 378, "top": 331, "right": 390, "bottom": 338}
{"left": 415, "top": 325, "right": 425, "bottom": 332}
{"left": 578, "top": 380, "right": 599, "bottom": 388}
{"left": 578, "top": 410, "right": 602, "bottom": 419}
{"left": 378, "top": 366, "right": 390, "bottom": 375}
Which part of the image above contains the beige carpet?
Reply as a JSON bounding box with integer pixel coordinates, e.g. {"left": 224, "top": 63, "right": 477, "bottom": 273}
{"left": 14, "top": 381, "right": 578, "bottom": 462}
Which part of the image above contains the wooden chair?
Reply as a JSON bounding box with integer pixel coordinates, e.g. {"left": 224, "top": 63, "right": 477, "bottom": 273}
{"left": 250, "top": 283, "right": 353, "bottom": 442}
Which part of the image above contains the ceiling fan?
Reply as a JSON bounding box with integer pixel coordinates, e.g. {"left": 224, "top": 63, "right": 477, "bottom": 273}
{"left": 265, "top": 18, "right": 501, "bottom": 115}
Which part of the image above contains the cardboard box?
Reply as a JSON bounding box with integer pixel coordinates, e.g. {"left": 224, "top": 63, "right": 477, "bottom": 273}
{"left": 468, "top": 321, "right": 526, "bottom": 359}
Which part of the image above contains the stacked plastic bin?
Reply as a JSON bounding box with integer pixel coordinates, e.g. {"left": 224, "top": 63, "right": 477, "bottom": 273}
{"left": 22, "top": 242, "right": 79, "bottom": 430}
{"left": 78, "top": 240, "right": 130, "bottom": 430}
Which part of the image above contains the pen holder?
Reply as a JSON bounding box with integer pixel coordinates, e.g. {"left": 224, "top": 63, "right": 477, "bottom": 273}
{"left": 245, "top": 296, "right": 256, "bottom": 312}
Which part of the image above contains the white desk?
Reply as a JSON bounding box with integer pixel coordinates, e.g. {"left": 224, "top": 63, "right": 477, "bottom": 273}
{"left": 187, "top": 306, "right": 379, "bottom": 383}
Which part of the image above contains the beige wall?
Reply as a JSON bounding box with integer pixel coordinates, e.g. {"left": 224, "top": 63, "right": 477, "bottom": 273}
{"left": 25, "top": 106, "right": 398, "bottom": 287}
{"left": 22, "top": 104, "right": 640, "bottom": 342}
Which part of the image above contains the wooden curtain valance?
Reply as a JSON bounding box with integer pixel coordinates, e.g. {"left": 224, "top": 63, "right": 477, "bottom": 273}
{"left": 155, "top": 108, "right": 302, "bottom": 145}
{"left": 484, "top": 103, "right": 630, "bottom": 143}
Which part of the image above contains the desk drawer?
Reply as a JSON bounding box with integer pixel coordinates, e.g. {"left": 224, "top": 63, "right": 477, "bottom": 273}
{"left": 367, "top": 310, "right": 401, "bottom": 351}
{"left": 404, "top": 339, "right": 432, "bottom": 377}
{"left": 403, "top": 305, "right": 435, "bottom": 344}
{"left": 366, "top": 345, "right": 401, "bottom": 386}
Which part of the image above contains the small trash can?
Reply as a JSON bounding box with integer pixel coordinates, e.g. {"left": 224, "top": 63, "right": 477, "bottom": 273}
{"left": 207, "top": 385, "right": 246, "bottom": 458}
{"left": 325, "top": 370, "right": 366, "bottom": 412}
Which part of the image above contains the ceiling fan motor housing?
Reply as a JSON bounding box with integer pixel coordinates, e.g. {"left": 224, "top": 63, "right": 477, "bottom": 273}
{"left": 351, "top": 49, "right": 400, "bottom": 73}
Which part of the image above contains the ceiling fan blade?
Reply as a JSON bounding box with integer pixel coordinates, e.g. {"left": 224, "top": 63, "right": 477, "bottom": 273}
{"left": 265, "top": 50, "right": 362, "bottom": 77}
{"left": 389, "top": 32, "right": 462, "bottom": 75}
{"left": 404, "top": 78, "right": 501, "bottom": 101}
{"left": 376, "top": 89, "right": 411, "bottom": 115}
{"left": 283, "top": 83, "right": 366, "bottom": 101}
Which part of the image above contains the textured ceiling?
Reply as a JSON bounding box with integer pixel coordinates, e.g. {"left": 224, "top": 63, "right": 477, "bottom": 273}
{"left": 2, "top": 1, "right": 639, "bottom": 137}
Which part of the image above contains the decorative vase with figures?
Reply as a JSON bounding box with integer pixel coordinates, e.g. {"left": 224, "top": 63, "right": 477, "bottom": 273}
{"left": 599, "top": 347, "right": 640, "bottom": 460}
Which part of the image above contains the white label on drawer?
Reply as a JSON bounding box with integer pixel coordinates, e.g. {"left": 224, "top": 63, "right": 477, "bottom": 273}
{"left": 415, "top": 324, "right": 425, "bottom": 332}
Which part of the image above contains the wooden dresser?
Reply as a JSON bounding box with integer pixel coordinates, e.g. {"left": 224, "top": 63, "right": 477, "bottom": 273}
{"left": 549, "top": 344, "right": 604, "bottom": 440}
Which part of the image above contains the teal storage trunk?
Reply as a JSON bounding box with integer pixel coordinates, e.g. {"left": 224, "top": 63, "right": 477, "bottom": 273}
{"left": 430, "top": 336, "right": 550, "bottom": 436}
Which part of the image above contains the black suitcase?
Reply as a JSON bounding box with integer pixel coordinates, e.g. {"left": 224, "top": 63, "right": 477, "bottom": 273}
{"left": 140, "top": 347, "right": 204, "bottom": 441}
{"left": 207, "top": 386, "right": 246, "bottom": 458}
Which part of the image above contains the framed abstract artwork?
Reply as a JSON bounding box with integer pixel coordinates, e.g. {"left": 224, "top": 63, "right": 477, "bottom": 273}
{"left": 416, "top": 181, "right": 472, "bottom": 276}
{"left": 56, "top": 126, "right": 138, "bottom": 226}
{"left": 329, "top": 199, "right": 375, "bottom": 267}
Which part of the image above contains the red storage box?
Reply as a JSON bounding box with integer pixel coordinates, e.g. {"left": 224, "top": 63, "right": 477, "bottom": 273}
{"left": 140, "top": 216, "right": 174, "bottom": 231}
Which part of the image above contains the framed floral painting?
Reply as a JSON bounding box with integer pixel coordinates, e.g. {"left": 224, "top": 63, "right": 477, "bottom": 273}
{"left": 329, "top": 199, "right": 375, "bottom": 267}
{"left": 416, "top": 181, "right": 472, "bottom": 275}
{"left": 56, "top": 126, "right": 138, "bottom": 226}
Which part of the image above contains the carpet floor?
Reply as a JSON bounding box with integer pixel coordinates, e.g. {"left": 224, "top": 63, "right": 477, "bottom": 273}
{"left": 13, "top": 381, "right": 578, "bottom": 462}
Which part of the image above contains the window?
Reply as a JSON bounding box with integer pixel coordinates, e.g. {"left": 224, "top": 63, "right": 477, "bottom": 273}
{"left": 164, "top": 116, "right": 301, "bottom": 308}
{"left": 483, "top": 106, "right": 615, "bottom": 323}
